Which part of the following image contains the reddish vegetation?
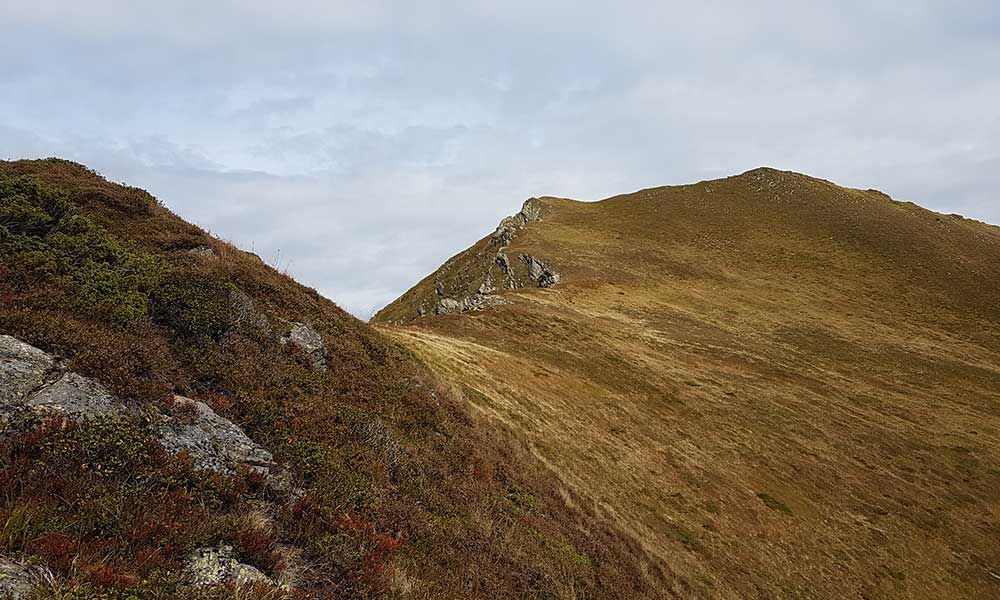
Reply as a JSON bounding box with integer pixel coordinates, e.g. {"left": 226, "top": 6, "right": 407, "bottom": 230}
{"left": 0, "top": 159, "right": 666, "bottom": 598}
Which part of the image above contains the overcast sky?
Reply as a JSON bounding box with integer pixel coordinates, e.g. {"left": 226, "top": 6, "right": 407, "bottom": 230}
{"left": 2, "top": 1, "right": 998, "bottom": 318}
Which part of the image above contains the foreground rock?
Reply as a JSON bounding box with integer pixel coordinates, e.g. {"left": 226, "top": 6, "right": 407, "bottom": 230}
{"left": 184, "top": 545, "right": 274, "bottom": 588}
{"left": 280, "top": 322, "right": 327, "bottom": 370}
{"left": 1, "top": 335, "right": 287, "bottom": 489}
{"left": 159, "top": 395, "right": 278, "bottom": 476}
{"left": 0, "top": 558, "right": 40, "bottom": 599}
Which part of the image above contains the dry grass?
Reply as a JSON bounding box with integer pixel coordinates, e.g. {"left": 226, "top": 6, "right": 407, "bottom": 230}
{"left": 1, "top": 158, "right": 665, "bottom": 599}
{"left": 379, "top": 168, "right": 1000, "bottom": 599}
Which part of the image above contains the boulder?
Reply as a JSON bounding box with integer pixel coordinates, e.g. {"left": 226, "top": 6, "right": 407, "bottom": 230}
{"left": 0, "top": 558, "right": 39, "bottom": 599}
{"left": 185, "top": 545, "right": 273, "bottom": 588}
{"left": 26, "top": 371, "right": 135, "bottom": 419}
{"left": 0, "top": 335, "right": 56, "bottom": 405}
{"left": 280, "top": 322, "right": 327, "bottom": 370}
{"left": 521, "top": 255, "right": 560, "bottom": 288}
{"left": 159, "top": 395, "right": 276, "bottom": 476}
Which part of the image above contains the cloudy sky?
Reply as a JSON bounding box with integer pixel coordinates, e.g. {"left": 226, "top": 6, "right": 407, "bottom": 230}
{"left": 2, "top": 1, "right": 998, "bottom": 317}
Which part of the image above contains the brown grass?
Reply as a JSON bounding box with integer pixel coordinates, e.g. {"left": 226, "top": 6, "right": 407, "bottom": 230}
{"left": 378, "top": 168, "right": 1000, "bottom": 599}
{"left": 1, "top": 158, "right": 666, "bottom": 599}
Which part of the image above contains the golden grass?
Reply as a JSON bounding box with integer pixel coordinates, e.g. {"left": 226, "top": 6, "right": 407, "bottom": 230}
{"left": 379, "top": 168, "right": 1000, "bottom": 599}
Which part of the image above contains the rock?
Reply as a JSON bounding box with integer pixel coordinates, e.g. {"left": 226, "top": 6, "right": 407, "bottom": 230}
{"left": 229, "top": 288, "right": 269, "bottom": 332}
{"left": 26, "top": 371, "right": 135, "bottom": 419}
{"left": 159, "top": 395, "right": 276, "bottom": 476}
{"left": 521, "top": 255, "right": 560, "bottom": 288}
{"left": 0, "top": 558, "right": 40, "bottom": 599}
{"left": 280, "top": 322, "right": 326, "bottom": 370}
{"left": 185, "top": 545, "right": 273, "bottom": 588}
{"left": 186, "top": 245, "right": 215, "bottom": 257}
{"left": 0, "top": 335, "right": 56, "bottom": 405}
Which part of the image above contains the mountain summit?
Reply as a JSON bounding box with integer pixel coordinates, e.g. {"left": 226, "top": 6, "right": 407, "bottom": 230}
{"left": 376, "top": 168, "right": 1000, "bottom": 598}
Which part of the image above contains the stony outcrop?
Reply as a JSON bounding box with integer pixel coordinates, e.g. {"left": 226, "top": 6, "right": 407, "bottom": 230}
{"left": 415, "top": 197, "right": 558, "bottom": 317}
{"left": 0, "top": 559, "right": 40, "bottom": 600}
{"left": 520, "top": 255, "right": 560, "bottom": 288}
{"left": 184, "top": 545, "right": 274, "bottom": 588}
{"left": 159, "top": 395, "right": 278, "bottom": 477}
{"left": 1, "top": 335, "right": 56, "bottom": 405}
{"left": 1, "top": 335, "right": 287, "bottom": 489}
{"left": 280, "top": 322, "right": 326, "bottom": 370}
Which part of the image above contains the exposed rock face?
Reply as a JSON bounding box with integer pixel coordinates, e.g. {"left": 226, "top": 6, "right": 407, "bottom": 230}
{"left": 521, "top": 255, "right": 560, "bottom": 288}
{"left": 0, "top": 559, "right": 39, "bottom": 600}
{"left": 280, "top": 322, "right": 326, "bottom": 370}
{"left": 1, "top": 336, "right": 288, "bottom": 489}
{"left": 1, "top": 335, "right": 56, "bottom": 405}
{"left": 415, "top": 197, "right": 556, "bottom": 318}
{"left": 2, "top": 334, "right": 132, "bottom": 432}
{"left": 186, "top": 245, "right": 216, "bottom": 257}
{"left": 185, "top": 545, "right": 273, "bottom": 588}
{"left": 26, "top": 372, "right": 137, "bottom": 419}
{"left": 159, "top": 395, "right": 277, "bottom": 476}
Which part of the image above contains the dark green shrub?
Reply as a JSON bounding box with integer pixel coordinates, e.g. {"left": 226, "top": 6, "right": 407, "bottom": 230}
{"left": 150, "top": 272, "right": 236, "bottom": 339}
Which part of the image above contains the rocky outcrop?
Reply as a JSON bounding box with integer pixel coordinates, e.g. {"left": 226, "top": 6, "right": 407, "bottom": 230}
{"left": 0, "top": 559, "right": 41, "bottom": 600}
{"left": 1, "top": 335, "right": 288, "bottom": 489}
{"left": 2, "top": 335, "right": 132, "bottom": 432}
{"left": 520, "top": 255, "right": 560, "bottom": 288}
{"left": 184, "top": 545, "right": 274, "bottom": 588}
{"left": 280, "top": 322, "right": 326, "bottom": 370}
{"left": 1, "top": 335, "right": 56, "bottom": 405}
{"left": 26, "top": 371, "right": 138, "bottom": 419}
{"left": 416, "top": 198, "right": 557, "bottom": 317}
{"left": 159, "top": 395, "right": 278, "bottom": 477}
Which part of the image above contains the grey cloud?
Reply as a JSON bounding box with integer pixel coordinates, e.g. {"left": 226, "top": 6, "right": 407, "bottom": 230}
{"left": 1, "top": 1, "right": 998, "bottom": 318}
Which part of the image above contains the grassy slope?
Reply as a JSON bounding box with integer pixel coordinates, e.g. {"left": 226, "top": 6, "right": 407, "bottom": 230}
{"left": 0, "top": 159, "right": 668, "bottom": 599}
{"left": 376, "top": 168, "right": 1000, "bottom": 599}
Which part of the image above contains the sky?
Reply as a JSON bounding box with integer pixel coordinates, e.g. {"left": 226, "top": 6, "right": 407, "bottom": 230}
{"left": 2, "top": 1, "right": 998, "bottom": 318}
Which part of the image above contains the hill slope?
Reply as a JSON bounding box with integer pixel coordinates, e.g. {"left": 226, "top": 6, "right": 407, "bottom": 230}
{"left": 375, "top": 168, "right": 1000, "bottom": 599}
{"left": 0, "top": 159, "right": 668, "bottom": 599}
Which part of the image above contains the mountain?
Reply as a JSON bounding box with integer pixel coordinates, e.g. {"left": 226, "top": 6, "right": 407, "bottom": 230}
{"left": 0, "top": 159, "right": 667, "bottom": 599}
{"left": 374, "top": 168, "right": 1000, "bottom": 599}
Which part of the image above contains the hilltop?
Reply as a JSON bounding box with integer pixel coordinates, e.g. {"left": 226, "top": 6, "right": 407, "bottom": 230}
{"left": 376, "top": 168, "right": 1000, "bottom": 598}
{"left": 0, "top": 159, "right": 668, "bottom": 599}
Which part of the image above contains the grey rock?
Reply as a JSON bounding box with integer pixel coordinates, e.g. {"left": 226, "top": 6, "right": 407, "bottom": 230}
{"left": 0, "top": 335, "right": 56, "bottom": 406}
{"left": 521, "top": 255, "right": 560, "bottom": 288}
{"left": 185, "top": 545, "right": 273, "bottom": 588}
{"left": 0, "top": 558, "right": 39, "bottom": 599}
{"left": 159, "top": 395, "right": 275, "bottom": 476}
{"left": 280, "top": 322, "right": 326, "bottom": 370}
{"left": 186, "top": 245, "right": 216, "bottom": 257}
{"left": 229, "top": 288, "right": 269, "bottom": 332}
{"left": 26, "top": 372, "right": 134, "bottom": 419}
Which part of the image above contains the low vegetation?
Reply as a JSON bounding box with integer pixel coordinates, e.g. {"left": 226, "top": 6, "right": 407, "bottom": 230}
{"left": 0, "top": 159, "right": 667, "bottom": 599}
{"left": 379, "top": 168, "right": 1000, "bottom": 599}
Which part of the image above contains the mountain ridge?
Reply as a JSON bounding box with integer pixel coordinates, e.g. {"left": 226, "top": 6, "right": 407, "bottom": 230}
{"left": 377, "top": 168, "right": 1000, "bottom": 598}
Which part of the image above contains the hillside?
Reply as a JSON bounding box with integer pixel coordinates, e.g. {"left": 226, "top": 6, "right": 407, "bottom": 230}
{"left": 0, "top": 159, "right": 669, "bottom": 599}
{"left": 375, "top": 168, "right": 1000, "bottom": 598}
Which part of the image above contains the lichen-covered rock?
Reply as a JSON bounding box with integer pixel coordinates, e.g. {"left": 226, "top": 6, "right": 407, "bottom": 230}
{"left": 0, "top": 558, "right": 39, "bottom": 599}
{"left": 185, "top": 545, "right": 273, "bottom": 588}
{"left": 186, "top": 245, "right": 216, "bottom": 257}
{"left": 280, "top": 322, "right": 326, "bottom": 370}
{"left": 159, "top": 395, "right": 275, "bottom": 475}
{"left": 0, "top": 335, "right": 56, "bottom": 405}
{"left": 26, "top": 371, "right": 135, "bottom": 419}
